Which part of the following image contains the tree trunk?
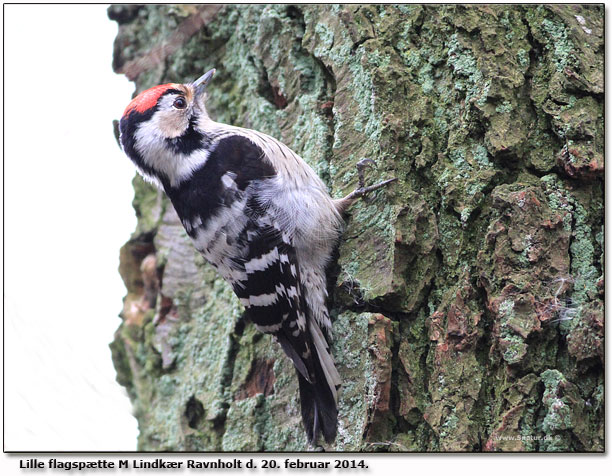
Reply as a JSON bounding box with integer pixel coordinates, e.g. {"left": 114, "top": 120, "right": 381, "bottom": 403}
{"left": 109, "top": 4, "right": 603, "bottom": 452}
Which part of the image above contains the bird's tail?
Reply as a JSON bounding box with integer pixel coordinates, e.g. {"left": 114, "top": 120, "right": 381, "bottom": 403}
{"left": 297, "top": 320, "right": 341, "bottom": 445}
{"left": 297, "top": 361, "right": 337, "bottom": 444}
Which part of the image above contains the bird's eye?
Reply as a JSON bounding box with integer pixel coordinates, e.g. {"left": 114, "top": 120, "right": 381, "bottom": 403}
{"left": 173, "top": 97, "right": 187, "bottom": 109}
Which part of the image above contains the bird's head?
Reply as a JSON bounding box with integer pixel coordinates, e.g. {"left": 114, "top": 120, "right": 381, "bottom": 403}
{"left": 119, "top": 68, "right": 216, "bottom": 188}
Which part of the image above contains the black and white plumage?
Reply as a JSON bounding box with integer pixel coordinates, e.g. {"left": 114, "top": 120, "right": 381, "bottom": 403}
{"left": 119, "top": 69, "right": 394, "bottom": 445}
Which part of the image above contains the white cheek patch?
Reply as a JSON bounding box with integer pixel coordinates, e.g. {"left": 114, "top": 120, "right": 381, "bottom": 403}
{"left": 156, "top": 108, "right": 189, "bottom": 138}
{"left": 134, "top": 117, "right": 210, "bottom": 187}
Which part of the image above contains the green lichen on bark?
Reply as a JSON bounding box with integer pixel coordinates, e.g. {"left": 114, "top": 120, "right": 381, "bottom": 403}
{"left": 110, "top": 4, "right": 603, "bottom": 451}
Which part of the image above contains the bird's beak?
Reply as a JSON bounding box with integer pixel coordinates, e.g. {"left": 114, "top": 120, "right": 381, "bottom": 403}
{"left": 193, "top": 68, "right": 216, "bottom": 97}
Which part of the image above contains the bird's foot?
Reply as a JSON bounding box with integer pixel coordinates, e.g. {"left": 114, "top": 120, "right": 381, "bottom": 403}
{"left": 336, "top": 159, "right": 397, "bottom": 212}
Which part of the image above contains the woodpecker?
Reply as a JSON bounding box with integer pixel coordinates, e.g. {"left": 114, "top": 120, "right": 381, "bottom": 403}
{"left": 119, "top": 69, "right": 396, "bottom": 446}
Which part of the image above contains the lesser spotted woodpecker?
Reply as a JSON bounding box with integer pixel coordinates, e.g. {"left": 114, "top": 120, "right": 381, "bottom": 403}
{"left": 119, "top": 69, "right": 396, "bottom": 446}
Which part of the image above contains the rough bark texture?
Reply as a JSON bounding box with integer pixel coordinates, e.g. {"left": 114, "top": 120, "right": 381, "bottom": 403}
{"left": 109, "top": 4, "right": 603, "bottom": 452}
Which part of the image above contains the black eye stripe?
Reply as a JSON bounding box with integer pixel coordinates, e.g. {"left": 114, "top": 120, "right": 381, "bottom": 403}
{"left": 161, "top": 89, "right": 183, "bottom": 97}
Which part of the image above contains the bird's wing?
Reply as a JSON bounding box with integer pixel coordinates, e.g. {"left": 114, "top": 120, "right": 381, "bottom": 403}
{"left": 230, "top": 195, "right": 314, "bottom": 382}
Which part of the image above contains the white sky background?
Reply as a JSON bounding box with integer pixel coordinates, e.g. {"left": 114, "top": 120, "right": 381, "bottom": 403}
{"left": 3, "top": 4, "right": 138, "bottom": 450}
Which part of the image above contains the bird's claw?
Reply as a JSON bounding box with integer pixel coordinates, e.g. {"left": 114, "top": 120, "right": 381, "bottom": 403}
{"left": 355, "top": 158, "right": 396, "bottom": 201}
{"left": 336, "top": 159, "right": 397, "bottom": 211}
{"left": 352, "top": 177, "right": 398, "bottom": 200}
{"left": 356, "top": 158, "right": 377, "bottom": 189}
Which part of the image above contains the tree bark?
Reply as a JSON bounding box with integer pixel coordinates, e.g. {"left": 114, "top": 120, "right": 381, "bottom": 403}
{"left": 109, "top": 4, "right": 603, "bottom": 452}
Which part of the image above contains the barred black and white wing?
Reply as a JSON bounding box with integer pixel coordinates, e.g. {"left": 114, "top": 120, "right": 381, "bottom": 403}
{"left": 232, "top": 197, "right": 339, "bottom": 444}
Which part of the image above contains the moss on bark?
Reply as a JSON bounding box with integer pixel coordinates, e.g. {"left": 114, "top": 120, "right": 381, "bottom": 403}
{"left": 110, "top": 4, "right": 603, "bottom": 451}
